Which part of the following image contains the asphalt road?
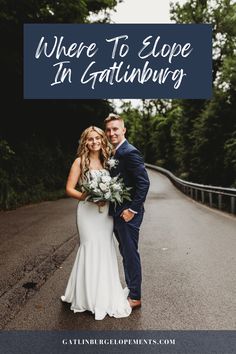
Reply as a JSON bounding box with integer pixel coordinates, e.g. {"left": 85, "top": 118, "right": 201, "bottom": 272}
{"left": 0, "top": 169, "right": 236, "bottom": 330}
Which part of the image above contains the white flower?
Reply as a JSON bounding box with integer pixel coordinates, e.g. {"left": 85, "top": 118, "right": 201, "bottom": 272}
{"left": 90, "top": 180, "right": 98, "bottom": 189}
{"left": 81, "top": 173, "right": 132, "bottom": 208}
{"left": 99, "top": 182, "right": 109, "bottom": 192}
{"left": 104, "top": 191, "right": 111, "bottom": 199}
{"left": 107, "top": 158, "right": 119, "bottom": 169}
{"left": 101, "top": 175, "right": 111, "bottom": 183}
{"left": 112, "top": 183, "right": 122, "bottom": 191}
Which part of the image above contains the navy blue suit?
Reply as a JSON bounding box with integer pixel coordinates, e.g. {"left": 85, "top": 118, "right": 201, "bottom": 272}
{"left": 109, "top": 140, "right": 150, "bottom": 300}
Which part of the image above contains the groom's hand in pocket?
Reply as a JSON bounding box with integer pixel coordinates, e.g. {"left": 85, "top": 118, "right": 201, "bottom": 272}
{"left": 120, "top": 209, "right": 135, "bottom": 222}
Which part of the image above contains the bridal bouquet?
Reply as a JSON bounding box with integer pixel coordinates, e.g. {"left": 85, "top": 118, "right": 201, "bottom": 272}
{"left": 81, "top": 173, "right": 132, "bottom": 212}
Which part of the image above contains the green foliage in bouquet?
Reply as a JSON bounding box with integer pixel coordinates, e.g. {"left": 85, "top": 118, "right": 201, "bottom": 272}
{"left": 81, "top": 173, "right": 132, "bottom": 209}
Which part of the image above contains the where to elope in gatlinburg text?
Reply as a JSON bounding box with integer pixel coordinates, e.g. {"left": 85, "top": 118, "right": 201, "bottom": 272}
{"left": 24, "top": 24, "right": 212, "bottom": 99}
{"left": 35, "top": 34, "right": 191, "bottom": 89}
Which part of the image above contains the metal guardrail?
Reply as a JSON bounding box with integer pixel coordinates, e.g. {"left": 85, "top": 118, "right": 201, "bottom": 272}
{"left": 145, "top": 163, "right": 236, "bottom": 215}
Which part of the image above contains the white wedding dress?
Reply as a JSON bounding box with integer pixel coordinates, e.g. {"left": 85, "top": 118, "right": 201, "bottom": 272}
{"left": 61, "top": 169, "right": 132, "bottom": 320}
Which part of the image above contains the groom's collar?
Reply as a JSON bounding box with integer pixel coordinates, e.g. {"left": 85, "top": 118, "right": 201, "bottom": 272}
{"left": 115, "top": 138, "right": 126, "bottom": 151}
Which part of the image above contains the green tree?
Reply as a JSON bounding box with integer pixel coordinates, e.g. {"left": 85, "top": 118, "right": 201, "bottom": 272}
{"left": 169, "top": 0, "right": 236, "bottom": 186}
{"left": 0, "top": 0, "right": 121, "bottom": 210}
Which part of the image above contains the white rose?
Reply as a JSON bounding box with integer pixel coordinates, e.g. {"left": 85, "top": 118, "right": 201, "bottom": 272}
{"left": 101, "top": 175, "right": 111, "bottom": 183}
{"left": 90, "top": 180, "right": 98, "bottom": 188}
{"left": 99, "top": 183, "right": 109, "bottom": 192}
{"left": 104, "top": 191, "right": 111, "bottom": 199}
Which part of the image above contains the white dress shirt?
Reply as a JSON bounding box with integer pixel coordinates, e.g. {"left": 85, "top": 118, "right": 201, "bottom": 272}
{"left": 115, "top": 138, "right": 126, "bottom": 151}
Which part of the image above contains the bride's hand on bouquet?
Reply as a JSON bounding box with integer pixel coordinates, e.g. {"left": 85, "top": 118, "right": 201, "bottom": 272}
{"left": 79, "top": 192, "right": 88, "bottom": 201}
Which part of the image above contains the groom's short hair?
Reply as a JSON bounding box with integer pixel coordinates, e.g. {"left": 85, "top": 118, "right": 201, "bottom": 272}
{"left": 104, "top": 113, "right": 125, "bottom": 127}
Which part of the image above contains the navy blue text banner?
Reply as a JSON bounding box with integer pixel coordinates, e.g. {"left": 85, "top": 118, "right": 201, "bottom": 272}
{"left": 24, "top": 24, "right": 212, "bottom": 99}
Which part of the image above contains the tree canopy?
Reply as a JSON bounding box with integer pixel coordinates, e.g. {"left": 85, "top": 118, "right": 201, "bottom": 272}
{"left": 122, "top": 0, "right": 236, "bottom": 188}
{"left": 0, "top": 0, "right": 121, "bottom": 209}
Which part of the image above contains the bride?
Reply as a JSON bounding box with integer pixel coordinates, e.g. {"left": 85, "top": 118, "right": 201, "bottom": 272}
{"left": 61, "top": 126, "right": 132, "bottom": 320}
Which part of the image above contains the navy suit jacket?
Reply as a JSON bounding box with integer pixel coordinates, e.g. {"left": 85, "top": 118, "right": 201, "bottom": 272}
{"left": 109, "top": 140, "right": 150, "bottom": 217}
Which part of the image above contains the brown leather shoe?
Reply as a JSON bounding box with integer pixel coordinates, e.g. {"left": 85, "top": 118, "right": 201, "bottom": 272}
{"left": 128, "top": 298, "right": 141, "bottom": 309}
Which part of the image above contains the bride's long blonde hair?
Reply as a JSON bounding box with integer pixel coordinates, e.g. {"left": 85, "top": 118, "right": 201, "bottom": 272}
{"left": 77, "top": 126, "right": 112, "bottom": 180}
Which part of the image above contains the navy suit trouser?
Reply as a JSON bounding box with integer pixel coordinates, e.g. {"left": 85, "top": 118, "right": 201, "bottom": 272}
{"left": 113, "top": 208, "right": 144, "bottom": 300}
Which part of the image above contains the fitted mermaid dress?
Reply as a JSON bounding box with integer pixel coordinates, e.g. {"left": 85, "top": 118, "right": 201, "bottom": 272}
{"left": 61, "top": 169, "right": 131, "bottom": 320}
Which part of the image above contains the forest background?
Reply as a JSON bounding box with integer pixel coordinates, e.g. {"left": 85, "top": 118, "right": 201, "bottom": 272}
{"left": 0, "top": 0, "right": 235, "bottom": 210}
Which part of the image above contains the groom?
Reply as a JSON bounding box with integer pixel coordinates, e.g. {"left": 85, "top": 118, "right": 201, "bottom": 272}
{"left": 104, "top": 113, "right": 150, "bottom": 309}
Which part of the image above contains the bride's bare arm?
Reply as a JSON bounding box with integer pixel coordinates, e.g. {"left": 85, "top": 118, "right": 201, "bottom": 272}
{"left": 66, "top": 157, "right": 87, "bottom": 201}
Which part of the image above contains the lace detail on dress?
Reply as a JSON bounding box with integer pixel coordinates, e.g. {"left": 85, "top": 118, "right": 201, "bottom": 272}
{"left": 85, "top": 169, "right": 110, "bottom": 182}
